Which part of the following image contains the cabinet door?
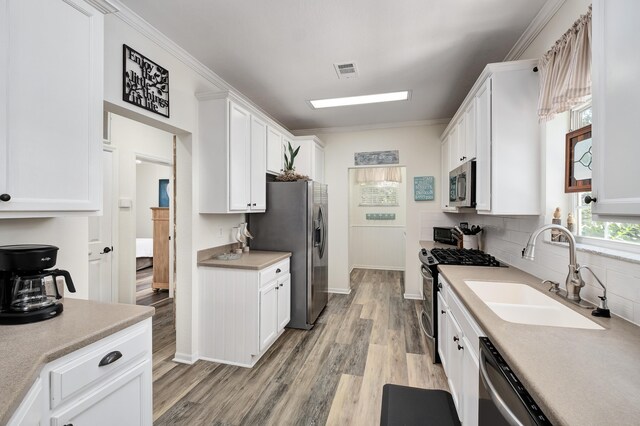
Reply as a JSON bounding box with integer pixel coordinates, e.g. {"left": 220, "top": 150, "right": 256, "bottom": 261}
{"left": 456, "top": 117, "right": 466, "bottom": 165}
{"left": 465, "top": 100, "right": 477, "bottom": 161}
{"left": 250, "top": 116, "right": 267, "bottom": 211}
{"left": 6, "top": 378, "right": 43, "bottom": 426}
{"left": 437, "top": 292, "right": 448, "bottom": 370}
{"left": 591, "top": 0, "right": 640, "bottom": 219}
{"left": 51, "top": 360, "right": 152, "bottom": 426}
{"left": 277, "top": 274, "right": 291, "bottom": 330}
{"left": 448, "top": 129, "right": 458, "bottom": 172}
{"left": 290, "top": 139, "right": 312, "bottom": 178}
{"left": 228, "top": 102, "right": 252, "bottom": 211}
{"left": 0, "top": 0, "right": 103, "bottom": 214}
{"left": 259, "top": 281, "right": 278, "bottom": 352}
{"left": 266, "top": 127, "right": 283, "bottom": 175}
{"left": 461, "top": 335, "right": 479, "bottom": 426}
{"left": 446, "top": 311, "right": 464, "bottom": 415}
{"left": 475, "top": 78, "right": 492, "bottom": 212}
{"left": 441, "top": 140, "right": 455, "bottom": 212}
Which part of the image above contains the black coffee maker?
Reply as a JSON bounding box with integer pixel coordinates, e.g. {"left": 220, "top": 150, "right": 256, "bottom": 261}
{"left": 0, "top": 245, "right": 76, "bottom": 324}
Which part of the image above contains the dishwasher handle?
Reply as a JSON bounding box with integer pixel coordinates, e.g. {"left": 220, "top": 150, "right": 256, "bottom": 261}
{"left": 479, "top": 350, "right": 525, "bottom": 426}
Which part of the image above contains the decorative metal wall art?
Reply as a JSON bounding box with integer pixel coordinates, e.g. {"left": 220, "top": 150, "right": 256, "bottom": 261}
{"left": 123, "top": 45, "right": 170, "bottom": 117}
{"left": 413, "top": 176, "right": 435, "bottom": 201}
{"left": 366, "top": 213, "right": 396, "bottom": 221}
{"left": 354, "top": 150, "right": 399, "bottom": 166}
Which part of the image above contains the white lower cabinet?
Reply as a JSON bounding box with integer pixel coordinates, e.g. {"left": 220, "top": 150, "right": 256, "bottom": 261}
{"left": 438, "top": 277, "right": 483, "bottom": 426}
{"left": 199, "top": 258, "right": 291, "bottom": 367}
{"left": 7, "top": 319, "right": 153, "bottom": 426}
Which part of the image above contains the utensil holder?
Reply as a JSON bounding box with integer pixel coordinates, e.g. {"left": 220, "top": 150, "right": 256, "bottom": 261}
{"left": 463, "top": 235, "right": 479, "bottom": 250}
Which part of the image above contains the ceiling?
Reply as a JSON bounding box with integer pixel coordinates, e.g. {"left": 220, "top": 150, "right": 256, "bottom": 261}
{"left": 119, "top": 0, "right": 547, "bottom": 131}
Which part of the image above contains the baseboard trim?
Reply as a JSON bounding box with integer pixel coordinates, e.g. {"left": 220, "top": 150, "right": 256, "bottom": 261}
{"left": 198, "top": 355, "right": 254, "bottom": 369}
{"left": 172, "top": 352, "right": 198, "bottom": 365}
{"left": 351, "top": 265, "right": 405, "bottom": 272}
{"left": 404, "top": 293, "right": 423, "bottom": 300}
{"left": 328, "top": 287, "right": 352, "bottom": 295}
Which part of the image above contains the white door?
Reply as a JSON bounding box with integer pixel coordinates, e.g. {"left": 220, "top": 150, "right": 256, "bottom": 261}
{"left": 88, "top": 148, "right": 114, "bottom": 302}
{"left": 259, "top": 281, "right": 278, "bottom": 352}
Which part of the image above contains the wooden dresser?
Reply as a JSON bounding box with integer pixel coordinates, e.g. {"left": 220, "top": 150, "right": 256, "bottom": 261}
{"left": 151, "top": 207, "right": 169, "bottom": 291}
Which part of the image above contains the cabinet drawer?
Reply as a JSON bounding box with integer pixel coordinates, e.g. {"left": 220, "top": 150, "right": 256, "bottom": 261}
{"left": 446, "top": 287, "right": 483, "bottom": 358}
{"left": 49, "top": 319, "right": 151, "bottom": 409}
{"left": 259, "top": 259, "right": 289, "bottom": 287}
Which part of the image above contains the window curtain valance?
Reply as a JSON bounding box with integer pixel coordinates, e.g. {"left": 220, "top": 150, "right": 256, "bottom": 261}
{"left": 538, "top": 5, "right": 592, "bottom": 121}
{"left": 355, "top": 166, "right": 402, "bottom": 183}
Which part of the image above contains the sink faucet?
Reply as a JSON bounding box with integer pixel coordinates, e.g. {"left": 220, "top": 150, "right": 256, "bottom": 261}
{"left": 522, "top": 224, "right": 586, "bottom": 304}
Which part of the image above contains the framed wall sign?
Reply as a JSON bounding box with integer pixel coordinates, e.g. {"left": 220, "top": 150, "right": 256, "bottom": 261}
{"left": 123, "top": 45, "right": 170, "bottom": 117}
{"left": 414, "top": 176, "right": 435, "bottom": 201}
{"left": 354, "top": 150, "right": 399, "bottom": 166}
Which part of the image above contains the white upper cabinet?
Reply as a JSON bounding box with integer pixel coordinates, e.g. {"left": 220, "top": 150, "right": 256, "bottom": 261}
{"left": 266, "top": 127, "right": 283, "bottom": 175}
{"left": 291, "top": 136, "right": 326, "bottom": 183}
{"left": 0, "top": 0, "right": 104, "bottom": 217}
{"left": 441, "top": 59, "right": 539, "bottom": 215}
{"left": 441, "top": 139, "right": 456, "bottom": 212}
{"left": 591, "top": 0, "right": 640, "bottom": 221}
{"left": 198, "top": 92, "right": 267, "bottom": 213}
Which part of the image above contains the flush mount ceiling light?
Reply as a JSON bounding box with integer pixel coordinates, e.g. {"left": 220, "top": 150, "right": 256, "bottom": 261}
{"left": 308, "top": 91, "right": 411, "bottom": 109}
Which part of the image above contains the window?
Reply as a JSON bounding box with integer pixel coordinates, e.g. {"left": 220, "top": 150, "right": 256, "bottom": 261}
{"left": 570, "top": 104, "right": 640, "bottom": 250}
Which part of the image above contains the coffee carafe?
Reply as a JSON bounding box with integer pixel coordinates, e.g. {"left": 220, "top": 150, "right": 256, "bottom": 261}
{"left": 0, "top": 245, "right": 76, "bottom": 324}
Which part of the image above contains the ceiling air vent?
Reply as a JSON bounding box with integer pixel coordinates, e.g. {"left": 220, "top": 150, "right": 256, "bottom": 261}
{"left": 334, "top": 62, "right": 359, "bottom": 79}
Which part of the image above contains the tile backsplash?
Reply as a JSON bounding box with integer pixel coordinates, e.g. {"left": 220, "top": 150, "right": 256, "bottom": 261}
{"left": 421, "top": 212, "right": 640, "bottom": 326}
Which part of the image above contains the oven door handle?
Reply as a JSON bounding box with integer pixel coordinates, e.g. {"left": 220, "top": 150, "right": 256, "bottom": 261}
{"left": 419, "top": 310, "right": 435, "bottom": 340}
{"left": 420, "top": 266, "right": 432, "bottom": 281}
{"left": 479, "top": 351, "right": 525, "bottom": 426}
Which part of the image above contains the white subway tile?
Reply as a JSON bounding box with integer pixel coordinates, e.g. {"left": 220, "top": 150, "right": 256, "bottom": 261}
{"left": 607, "top": 294, "right": 634, "bottom": 323}
{"left": 605, "top": 269, "right": 640, "bottom": 302}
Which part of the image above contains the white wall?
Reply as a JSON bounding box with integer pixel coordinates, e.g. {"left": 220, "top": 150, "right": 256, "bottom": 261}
{"left": 0, "top": 218, "right": 89, "bottom": 299}
{"left": 103, "top": 11, "right": 244, "bottom": 362}
{"left": 136, "top": 162, "right": 172, "bottom": 239}
{"left": 321, "top": 124, "right": 447, "bottom": 298}
{"left": 462, "top": 0, "right": 640, "bottom": 325}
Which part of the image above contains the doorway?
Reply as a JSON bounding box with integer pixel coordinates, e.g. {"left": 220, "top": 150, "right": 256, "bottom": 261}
{"left": 348, "top": 166, "right": 407, "bottom": 272}
{"left": 135, "top": 157, "right": 173, "bottom": 306}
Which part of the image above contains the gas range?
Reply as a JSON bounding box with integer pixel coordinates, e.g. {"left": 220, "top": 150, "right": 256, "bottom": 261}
{"left": 419, "top": 247, "right": 502, "bottom": 268}
{"left": 418, "top": 246, "right": 502, "bottom": 365}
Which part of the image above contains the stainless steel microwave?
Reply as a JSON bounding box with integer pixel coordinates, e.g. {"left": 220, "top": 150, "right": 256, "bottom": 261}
{"left": 449, "top": 160, "right": 476, "bottom": 208}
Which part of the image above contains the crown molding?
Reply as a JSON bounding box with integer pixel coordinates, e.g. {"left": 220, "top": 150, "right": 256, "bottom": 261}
{"left": 504, "top": 0, "right": 567, "bottom": 61}
{"left": 291, "top": 118, "right": 451, "bottom": 136}
{"left": 83, "top": 0, "right": 119, "bottom": 14}
{"left": 107, "top": 0, "right": 290, "bottom": 130}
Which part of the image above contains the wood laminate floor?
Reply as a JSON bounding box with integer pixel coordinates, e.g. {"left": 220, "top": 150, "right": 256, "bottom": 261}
{"left": 137, "top": 267, "right": 170, "bottom": 306}
{"left": 152, "top": 268, "right": 448, "bottom": 425}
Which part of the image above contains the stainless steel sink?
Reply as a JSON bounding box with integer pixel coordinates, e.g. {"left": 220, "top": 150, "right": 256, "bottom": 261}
{"left": 464, "top": 280, "right": 604, "bottom": 330}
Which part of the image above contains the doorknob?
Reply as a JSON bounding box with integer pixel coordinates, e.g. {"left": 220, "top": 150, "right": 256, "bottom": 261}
{"left": 100, "top": 246, "right": 113, "bottom": 254}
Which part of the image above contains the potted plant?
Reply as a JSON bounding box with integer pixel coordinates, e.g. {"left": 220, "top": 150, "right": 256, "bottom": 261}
{"left": 275, "top": 142, "right": 309, "bottom": 181}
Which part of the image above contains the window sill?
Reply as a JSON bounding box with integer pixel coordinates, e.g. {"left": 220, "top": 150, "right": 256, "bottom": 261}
{"left": 544, "top": 239, "right": 640, "bottom": 265}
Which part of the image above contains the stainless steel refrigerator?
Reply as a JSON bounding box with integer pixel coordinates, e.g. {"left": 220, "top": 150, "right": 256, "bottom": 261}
{"left": 249, "top": 181, "right": 328, "bottom": 330}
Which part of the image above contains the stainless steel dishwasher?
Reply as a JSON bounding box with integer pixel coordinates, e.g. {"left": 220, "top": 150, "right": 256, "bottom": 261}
{"left": 479, "top": 337, "right": 553, "bottom": 426}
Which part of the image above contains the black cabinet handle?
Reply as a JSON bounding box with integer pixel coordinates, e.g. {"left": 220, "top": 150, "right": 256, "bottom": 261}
{"left": 99, "top": 350, "right": 123, "bottom": 367}
{"left": 0, "top": 193, "right": 10, "bottom": 202}
{"left": 457, "top": 344, "right": 464, "bottom": 351}
{"left": 100, "top": 246, "right": 113, "bottom": 254}
{"left": 276, "top": 268, "right": 281, "bottom": 273}
{"left": 441, "top": 310, "right": 446, "bottom": 314}
{"left": 584, "top": 195, "right": 597, "bottom": 204}
{"left": 279, "top": 283, "right": 283, "bottom": 287}
{"left": 453, "top": 336, "right": 459, "bottom": 342}
{"left": 252, "top": 203, "right": 256, "bottom": 206}
{"left": 247, "top": 203, "right": 251, "bottom": 207}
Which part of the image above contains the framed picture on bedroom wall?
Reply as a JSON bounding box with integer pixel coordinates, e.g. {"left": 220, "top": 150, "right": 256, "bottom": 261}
{"left": 159, "top": 179, "right": 170, "bottom": 207}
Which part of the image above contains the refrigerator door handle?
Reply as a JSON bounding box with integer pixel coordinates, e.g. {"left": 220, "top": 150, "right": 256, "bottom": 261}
{"left": 318, "top": 205, "right": 326, "bottom": 258}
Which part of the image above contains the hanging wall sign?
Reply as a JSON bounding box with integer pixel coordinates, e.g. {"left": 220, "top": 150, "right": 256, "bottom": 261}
{"left": 123, "top": 45, "right": 170, "bottom": 117}
{"left": 354, "top": 150, "right": 399, "bottom": 166}
{"left": 414, "top": 176, "right": 435, "bottom": 201}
